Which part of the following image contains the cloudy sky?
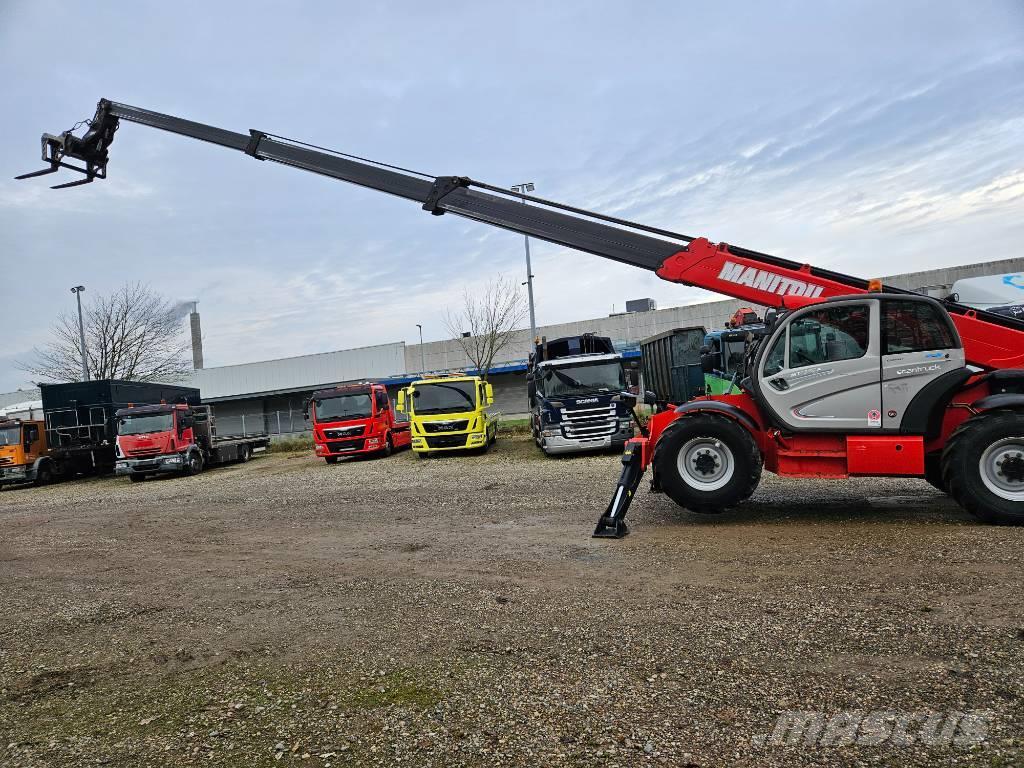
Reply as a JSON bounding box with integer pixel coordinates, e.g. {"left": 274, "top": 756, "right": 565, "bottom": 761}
{"left": 1, "top": 1, "right": 1022, "bottom": 392}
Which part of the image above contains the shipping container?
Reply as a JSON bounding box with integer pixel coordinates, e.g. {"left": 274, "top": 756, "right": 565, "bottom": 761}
{"left": 640, "top": 327, "right": 707, "bottom": 405}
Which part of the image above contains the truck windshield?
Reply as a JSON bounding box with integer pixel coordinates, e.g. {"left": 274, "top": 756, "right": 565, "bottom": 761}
{"left": 721, "top": 340, "right": 747, "bottom": 375}
{"left": 0, "top": 426, "right": 20, "bottom": 446}
{"left": 315, "top": 393, "right": 372, "bottom": 422}
{"left": 539, "top": 361, "right": 625, "bottom": 398}
{"left": 412, "top": 381, "right": 477, "bottom": 415}
{"left": 117, "top": 413, "right": 173, "bottom": 435}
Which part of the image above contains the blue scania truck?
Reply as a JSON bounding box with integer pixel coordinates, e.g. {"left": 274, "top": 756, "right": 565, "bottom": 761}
{"left": 527, "top": 334, "right": 635, "bottom": 456}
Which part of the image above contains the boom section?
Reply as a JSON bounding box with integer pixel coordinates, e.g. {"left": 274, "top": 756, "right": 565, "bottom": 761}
{"left": 17, "top": 99, "right": 1024, "bottom": 369}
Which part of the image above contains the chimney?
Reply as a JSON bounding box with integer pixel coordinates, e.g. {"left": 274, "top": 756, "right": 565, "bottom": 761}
{"left": 189, "top": 302, "right": 204, "bottom": 370}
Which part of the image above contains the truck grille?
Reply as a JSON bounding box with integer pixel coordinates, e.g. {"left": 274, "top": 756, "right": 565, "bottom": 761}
{"left": 126, "top": 447, "right": 162, "bottom": 457}
{"left": 0, "top": 457, "right": 11, "bottom": 465}
{"left": 323, "top": 425, "right": 365, "bottom": 439}
{"left": 326, "top": 439, "right": 365, "bottom": 453}
{"left": 425, "top": 434, "right": 468, "bottom": 449}
{"left": 560, "top": 403, "right": 618, "bottom": 440}
{"left": 422, "top": 420, "right": 470, "bottom": 433}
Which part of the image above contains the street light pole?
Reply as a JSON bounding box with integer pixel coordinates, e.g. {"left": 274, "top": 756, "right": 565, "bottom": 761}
{"left": 70, "top": 285, "right": 90, "bottom": 381}
{"left": 416, "top": 323, "right": 426, "bottom": 374}
{"left": 511, "top": 183, "right": 538, "bottom": 343}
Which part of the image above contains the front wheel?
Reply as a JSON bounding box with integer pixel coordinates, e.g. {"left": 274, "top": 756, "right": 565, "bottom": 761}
{"left": 943, "top": 410, "right": 1024, "bottom": 525}
{"left": 184, "top": 451, "right": 204, "bottom": 476}
{"left": 34, "top": 464, "right": 53, "bottom": 487}
{"left": 652, "top": 414, "right": 762, "bottom": 514}
{"left": 380, "top": 434, "right": 393, "bottom": 457}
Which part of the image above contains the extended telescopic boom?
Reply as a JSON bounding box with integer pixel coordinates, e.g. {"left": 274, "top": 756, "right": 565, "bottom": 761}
{"left": 18, "top": 99, "right": 1024, "bottom": 369}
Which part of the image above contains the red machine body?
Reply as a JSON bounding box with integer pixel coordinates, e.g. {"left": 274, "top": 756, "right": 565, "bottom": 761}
{"left": 308, "top": 383, "right": 411, "bottom": 462}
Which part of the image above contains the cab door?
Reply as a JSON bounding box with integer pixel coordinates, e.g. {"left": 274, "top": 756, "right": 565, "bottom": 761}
{"left": 879, "top": 298, "right": 965, "bottom": 430}
{"left": 757, "top": 300, "right": 882, "bottom": 431}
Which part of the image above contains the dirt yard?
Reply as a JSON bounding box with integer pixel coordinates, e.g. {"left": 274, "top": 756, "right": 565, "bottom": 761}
{"left": 0, "top": 435, "right": 1021, "bottom": 767}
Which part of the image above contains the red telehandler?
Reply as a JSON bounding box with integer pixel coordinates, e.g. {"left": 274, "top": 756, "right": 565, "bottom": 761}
{"left": 18, "top": 100, "right": 1024, "bottom": 534}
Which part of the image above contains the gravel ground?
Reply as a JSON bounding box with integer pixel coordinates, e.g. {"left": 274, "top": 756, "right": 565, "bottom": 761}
{"left": 0, "top": 435, "right": 1022, "bottom": 767}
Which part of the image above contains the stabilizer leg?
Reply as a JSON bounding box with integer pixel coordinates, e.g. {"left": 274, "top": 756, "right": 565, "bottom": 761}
{"left": 593, "top": 441, "right": 647, "bottom": 539}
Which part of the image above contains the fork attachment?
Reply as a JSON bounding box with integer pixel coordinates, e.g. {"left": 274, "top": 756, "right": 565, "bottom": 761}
{"left": 15, "top": 100, "right": 119, "bottom": 188}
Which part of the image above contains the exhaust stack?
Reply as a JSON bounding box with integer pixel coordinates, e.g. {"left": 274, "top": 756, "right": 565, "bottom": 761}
{"left": 189, "top": 302, "right": 204, "bottom": 370}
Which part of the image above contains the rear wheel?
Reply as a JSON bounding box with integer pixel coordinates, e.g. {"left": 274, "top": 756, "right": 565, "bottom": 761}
{"left": 943, "top": 410, "right": 1024, "bottom": 525}
{"left": 652, "top": 414, "right": 762, "bottom": 513}
{"left": 238, "top": 445, "right": 251, "bottom": 463}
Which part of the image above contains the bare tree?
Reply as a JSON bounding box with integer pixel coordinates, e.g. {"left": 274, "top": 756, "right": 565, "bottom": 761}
{"left": 443, "top": 276, "right": 529, "bottom": 378}
{"left": 22, "top": 283, "right": 192, "bottom": 383}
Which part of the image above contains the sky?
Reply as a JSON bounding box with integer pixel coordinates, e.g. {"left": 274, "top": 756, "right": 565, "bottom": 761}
{"left": 1, "top": 1, "right": 1023, "bottom": 393}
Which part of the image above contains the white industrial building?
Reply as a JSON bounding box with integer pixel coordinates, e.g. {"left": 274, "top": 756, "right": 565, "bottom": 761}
{"left": 3, "top": 257, "right": 1021, "bottom": 437}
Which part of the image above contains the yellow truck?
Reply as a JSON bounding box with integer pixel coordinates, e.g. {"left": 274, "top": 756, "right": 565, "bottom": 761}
{"left": 0, "top": 418, "right": 55, "bottom": 488}
{"left": 397, "top": 374, "right": 498, "bottom": 456}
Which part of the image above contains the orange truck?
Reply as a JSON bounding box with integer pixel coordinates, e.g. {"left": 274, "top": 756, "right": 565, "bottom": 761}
{"left": 0, "top": 417, "right": 55, "bottom": 488}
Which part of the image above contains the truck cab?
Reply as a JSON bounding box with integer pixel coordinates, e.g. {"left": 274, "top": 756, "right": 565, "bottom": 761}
{"left": 115, "top": 402, "right": 267, "bottom": 480}
{"left": 702, "top": 308, "right": 768, "bottom": 395}
{"left": 528, "top": 334, "right": 634, "bottom": 455}
{"left": 397, "top": 375, "right": 497, "bottom": 455}
{"left": 0, "top": 419, "right": 54, "bottom": 487}
{"left": 306, "top": 383, "right": 410, "bottom": 462}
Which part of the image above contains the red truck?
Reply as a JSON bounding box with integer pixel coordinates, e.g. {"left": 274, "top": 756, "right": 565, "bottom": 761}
{"left": 305, "top": 383, "right": 410, "bottom": 463}
{"left": 115, "top": 403, "right": 269, "bottom": 481}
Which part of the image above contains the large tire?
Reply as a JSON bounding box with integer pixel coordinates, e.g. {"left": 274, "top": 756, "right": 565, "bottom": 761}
{"left": 924, "top": 453, "right": 947, "bottom": 493}
{"left": 380, "top": 434, "right": 393, "bottom": 458}
{"left": 33, "top": 463, "right": 53, "bottom": 487}
{"left": 942, "top": 410, "right": 1024, "bottom": 525}
{"left": 652, "top": 414, "right": 762, "bottom": 514}
{"left": 238, "top": 445, "right": 251, "bottom": 463}
{"left": 184, "top": 451, "right": 204, "bottom": 476}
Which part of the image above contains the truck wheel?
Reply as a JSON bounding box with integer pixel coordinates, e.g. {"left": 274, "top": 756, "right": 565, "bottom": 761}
{"left": 652, "top": 414, "right": 762, "bottom": 514}
{"left": 238, "top": 445, "right": 251, "bottom": 463}
{"left": 943, "top": 410, "right": 1024, "bottom": 525}
{"left": 34, "top": 464, "right": 53, "bottom": 487}
{"left": 325, "top": 456, "right": 339, "bottom": 464}
{"left": 923, "top": 453, "right": 946, "bottom": 493}
{"left": 381, "top": 434, "right": 393, "bottom": 457}
{"left": 184, "top": 451, "right": 204, "bottom": 476}
{"left": 129, "top": 474, "right": 146, "bottom": 483}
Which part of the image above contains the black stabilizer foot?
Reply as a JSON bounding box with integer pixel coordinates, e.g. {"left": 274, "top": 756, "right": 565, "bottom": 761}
{"left": 592, "top": 516, "right": 629, "bottom": 539}
{"left": 592, "top": 441, "right": 646, "bottom": 539}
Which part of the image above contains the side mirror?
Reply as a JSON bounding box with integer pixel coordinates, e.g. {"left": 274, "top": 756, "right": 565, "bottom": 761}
{"left": 527, "top": 380, "right": 536, "bottom": 404}
{"left": 700, "top": 345, "right": 711, "bottom": 355}
{"left": 302, "top": 398, "right": 311, "bottom": 421}
{"left": 396, "top": 389, "right": 406, "bottom": 412}
{"left": 700, "top": 354, "right": 716, "bottom": 374}
{"left": 643, "top": 390, "right": 658, "bottom": 406}
{"left": 485, "top": 383, "right": 495, "bottom": 406}
{"left": 764, "top": 308, "right": 778, "bottom": 329}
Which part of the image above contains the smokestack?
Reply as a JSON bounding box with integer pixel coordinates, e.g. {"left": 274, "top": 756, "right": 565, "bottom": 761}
{"left": 189, "top": 302, "right": 204, "bottom": 370}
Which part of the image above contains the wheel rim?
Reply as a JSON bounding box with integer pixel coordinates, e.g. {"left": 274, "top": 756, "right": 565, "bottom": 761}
{"left": 677, "top": 437, "right": 735, "bottom": 491}
{"left": 979, "top": 437, "right": 1024, "bottom": 502}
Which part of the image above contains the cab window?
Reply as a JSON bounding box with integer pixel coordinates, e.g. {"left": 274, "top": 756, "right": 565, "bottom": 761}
{"left": 762, "top": 333, "right": 786, "bottom": 377}
{"left": 883, "top": 299, "right": 956, "bottom": 354}
{"left": 788, "top": 304, "right": 869, "bottom": 368}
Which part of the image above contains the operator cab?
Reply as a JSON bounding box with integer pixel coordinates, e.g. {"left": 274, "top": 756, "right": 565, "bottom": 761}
{"left": 751, "top": 294, "right": 965, "bottom": 433}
